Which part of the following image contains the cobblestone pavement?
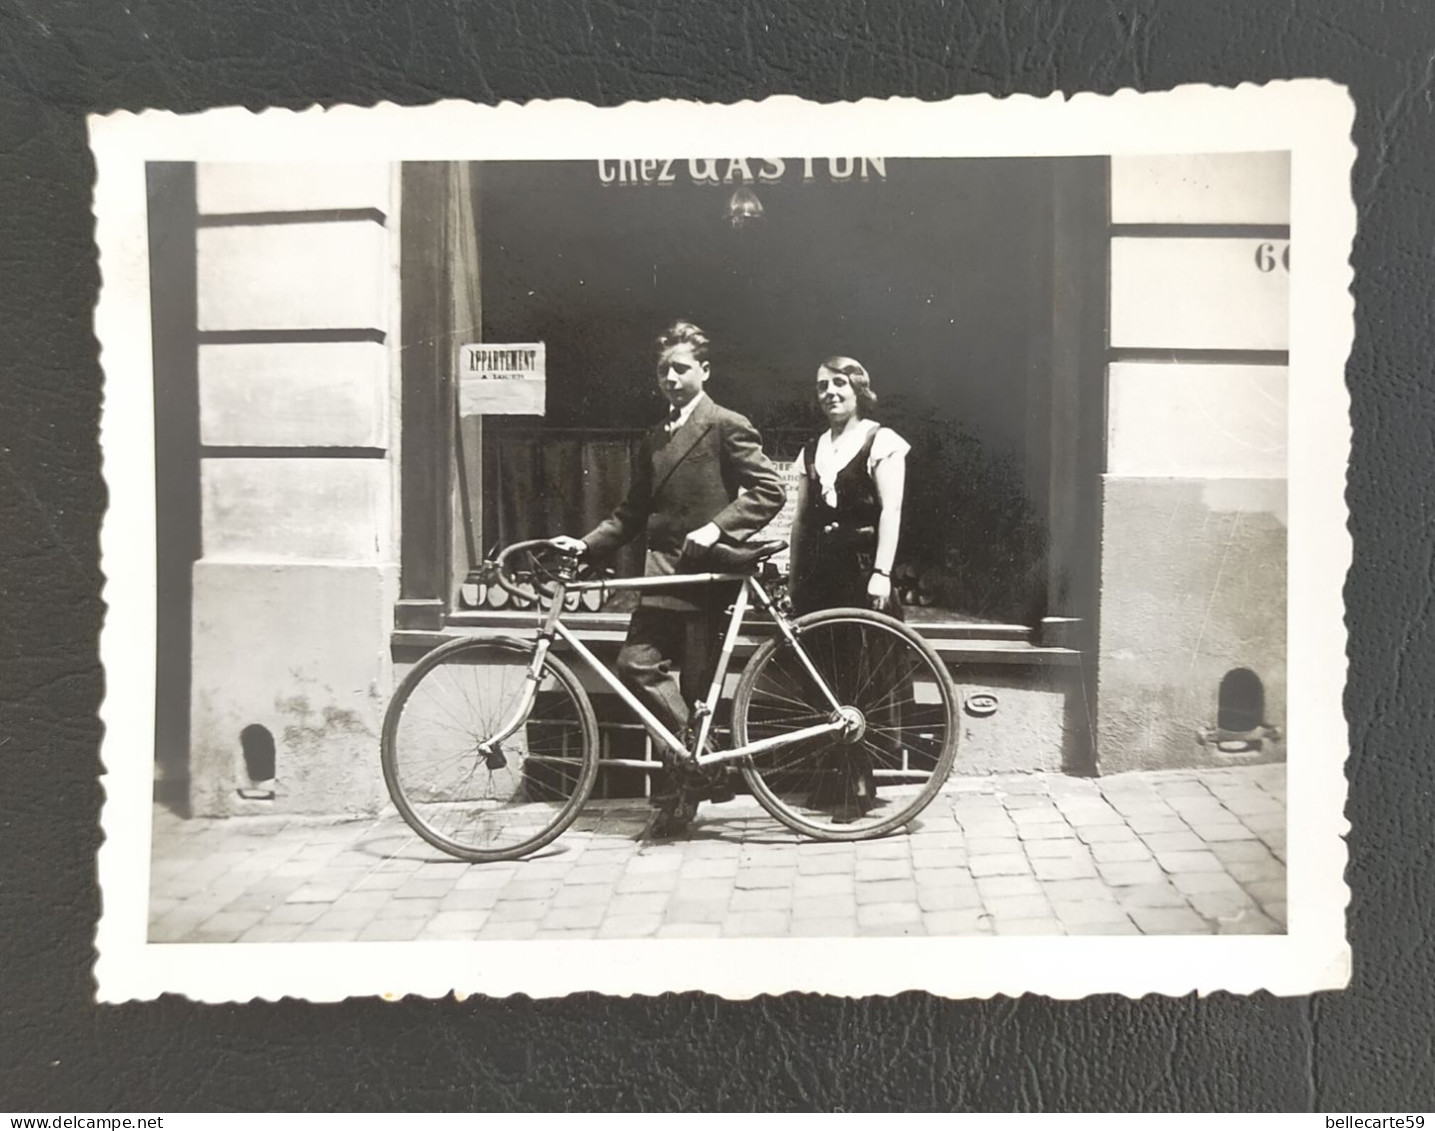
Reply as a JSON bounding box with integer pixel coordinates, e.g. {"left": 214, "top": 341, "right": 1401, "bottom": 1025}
{"left": 148, "top": 765, "right": 1286, "bottom": 943}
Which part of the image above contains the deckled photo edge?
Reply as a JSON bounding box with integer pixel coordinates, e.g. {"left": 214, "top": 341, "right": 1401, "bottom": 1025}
{"left": 90, "top": 82, "right": 1354, "bottom": 1003}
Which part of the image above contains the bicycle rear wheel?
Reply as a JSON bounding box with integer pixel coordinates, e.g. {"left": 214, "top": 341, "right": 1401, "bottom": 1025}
{"left": 733, "top": 608, "right": 959, "bottom": 840}
{"left": 382, "top": 637, "right": 599, "bottom": 862}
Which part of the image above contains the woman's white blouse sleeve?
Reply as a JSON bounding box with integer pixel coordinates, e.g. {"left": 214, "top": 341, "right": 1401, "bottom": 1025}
{"left": 867, "top": 428, "right": 911, "bottom": 474}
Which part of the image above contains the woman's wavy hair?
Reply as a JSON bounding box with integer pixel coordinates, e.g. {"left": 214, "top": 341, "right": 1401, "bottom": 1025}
{"left": 656, "top": 320, "right": 711, "bottom": 365}
{"left": 819, "top": 355, "right": 878, "bottom": 416}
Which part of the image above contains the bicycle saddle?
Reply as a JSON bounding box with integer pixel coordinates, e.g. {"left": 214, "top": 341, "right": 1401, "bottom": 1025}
{"left": 684, "top": 539, "right": 787, "bottom": 572}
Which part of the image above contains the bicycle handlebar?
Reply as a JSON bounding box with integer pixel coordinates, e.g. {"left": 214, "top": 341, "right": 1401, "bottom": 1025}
{"left": 489, "top": 539, "right": 579, "bottom": 602}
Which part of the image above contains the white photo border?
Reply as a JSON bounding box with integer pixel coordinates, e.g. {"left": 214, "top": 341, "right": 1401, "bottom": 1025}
{"left": 91, "top": 82, "right": 1354, "bottom": 1002}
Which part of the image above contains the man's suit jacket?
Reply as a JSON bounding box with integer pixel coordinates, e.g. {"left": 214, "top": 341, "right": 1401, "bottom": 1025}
{"left": 582, "top": 394, "right": 786, "bottom": 612}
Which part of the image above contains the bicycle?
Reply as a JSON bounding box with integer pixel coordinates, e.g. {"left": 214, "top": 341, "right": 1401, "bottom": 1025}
{"left": 381, "top": 539, "right": 961, "bottom": 862}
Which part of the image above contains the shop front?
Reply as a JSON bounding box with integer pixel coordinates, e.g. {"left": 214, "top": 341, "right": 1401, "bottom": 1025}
{"left": 154, "top": 150, "right": 1287, "bottom": 818}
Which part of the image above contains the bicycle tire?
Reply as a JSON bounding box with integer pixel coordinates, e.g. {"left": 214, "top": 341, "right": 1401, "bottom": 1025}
{"left": 381, "top": 636, "right": 599, "bottom": 862}
{"left": 733, "top": 607, "right": 959, "bottom": 840}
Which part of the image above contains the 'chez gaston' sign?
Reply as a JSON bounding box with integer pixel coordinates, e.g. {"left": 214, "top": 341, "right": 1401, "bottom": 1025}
{"left": 597, "top": 157, "right": 890, "bottom": 185}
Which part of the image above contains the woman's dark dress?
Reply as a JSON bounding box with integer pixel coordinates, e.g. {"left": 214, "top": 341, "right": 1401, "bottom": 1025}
{"left": 791, "top": 425, "right": 903, "bottom": 619}
{"left": 790, "top": 424, "right": 905, "bottom": 819}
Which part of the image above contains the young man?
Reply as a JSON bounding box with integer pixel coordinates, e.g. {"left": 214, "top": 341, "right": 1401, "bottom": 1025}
{"left": 551, "top": 321, "right": 786, "bottom": 835}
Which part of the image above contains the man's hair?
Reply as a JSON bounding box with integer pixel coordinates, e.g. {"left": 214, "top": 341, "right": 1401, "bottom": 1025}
{"left": 657, "top": 320, "right": 711, "bottom": 365}
{"left": 819, "top": 355, "right": 879, "bottom": 416}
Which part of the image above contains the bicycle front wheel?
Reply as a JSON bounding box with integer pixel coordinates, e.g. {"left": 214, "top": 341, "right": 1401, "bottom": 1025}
{"left": 733, "top": 608, "right": 959, "bottom": 840}
{"left": 382, "top": 637, "right": 599, "bottom": 862}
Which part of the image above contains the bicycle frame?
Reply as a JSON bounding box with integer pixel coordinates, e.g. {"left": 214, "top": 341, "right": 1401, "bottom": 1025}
{"left": 488, "top": 564, "right": 852, "bottom": 770}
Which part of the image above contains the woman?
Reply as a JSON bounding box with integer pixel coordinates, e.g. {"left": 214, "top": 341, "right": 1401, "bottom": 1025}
{"left": 788, "top": 356, "right": 911, "bottom": 821}
{"left": 789, "top": 356, "right": 909, "bottom": 618}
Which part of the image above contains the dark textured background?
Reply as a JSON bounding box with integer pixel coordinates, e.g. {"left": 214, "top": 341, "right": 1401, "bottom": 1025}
{"left": 1, "top": 0, "right": 1430, "bottom": 1112}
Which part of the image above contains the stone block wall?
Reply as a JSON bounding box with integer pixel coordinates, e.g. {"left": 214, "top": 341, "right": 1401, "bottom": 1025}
{"left": 187, "top": 163, "right": 400, "bottom": 816}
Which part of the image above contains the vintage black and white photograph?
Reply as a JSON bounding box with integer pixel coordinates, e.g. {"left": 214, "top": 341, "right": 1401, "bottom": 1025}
{"left": 91, "top": 88, "right": 1353, "bottom": 1001}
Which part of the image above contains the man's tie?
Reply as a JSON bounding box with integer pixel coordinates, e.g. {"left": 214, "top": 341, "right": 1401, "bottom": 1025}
{"left": 665, "top": 406, "right": 682, "bottom": 434}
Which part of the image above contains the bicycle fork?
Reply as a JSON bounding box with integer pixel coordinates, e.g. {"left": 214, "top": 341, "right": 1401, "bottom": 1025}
{"left": 475, "top": 586, "right": 567, "bottom": 768}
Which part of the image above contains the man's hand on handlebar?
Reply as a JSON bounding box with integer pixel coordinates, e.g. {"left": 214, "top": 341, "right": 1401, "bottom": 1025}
{"left": 549, "top": 535, "right": 587, "bottom": 557}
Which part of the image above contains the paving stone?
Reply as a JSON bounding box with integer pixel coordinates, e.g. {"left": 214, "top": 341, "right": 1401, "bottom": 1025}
{"left": 486, "top": 899, "right": 551, "bottom": 923}
{"left": 454, "top": 867, "right": 521, "bottom": 890}
{"left": 984, "top": 894, "right": 1053, "bottom": 920}
{"left": 616, "top": 871, "right": 682, "bottom": 894}
{"left": 976, "top": 874, "right": 1042, "bottom": 899}
{"left": 1141, "top": 831, "right": 1206, "bottom": 853}
{"left": 376, "top": 897, "right": 441, "bottom": 920}
{"left": 1172, "top": 871, "right": 1245, "bottom": 896}
{"left": 993, "top": 917, "right": 1063, "bottom": 936}
{"left": 1154, "top": 850, "right": 1225, "bottom": 874}
{"left": 678, "top": 857, "right": 740, "bottom": 879}
{"left": 1096, "top": 861, "right": 1166, "bottom": 887}
{"left": 1032, "top": 856, "right": 1098, "bottom": 882}
{"left": 297, "top": 927, "right": 364, "bottom": 943}
{"left": 914, "top": 867, "right": 976, "bottom": 891}
{"left": 439, "top": 888, "right": 502, "bottom": 912}
{"left": 285, "top": 883, "right": 352, "bottom": 904}
{"left": 965, "top": 836, "right": 1023, "bottom": 856}
{"left": 857, "top": 902, "right": 922, "bottom": 928}
{"left": 674, "top": 877, "right": 736, "bottom": 902}
{"left": 969, "top": 853, "right": 1032, "bottom": 878}
{"left": 792, "top": 895, "right": 847, "bottom": 920}
{"left": 1190, "top": 822, "right": 1260, "bottom": 843}
{"left": 627, "top": 852, "right": 684, "bottom": 875}
{"left": 1127, "top": 906, "right": 1210, "bottom": 935}
{"left": 861, "top": 838, "right": 913, "bottom": 860}
{"left": 598, "top": 913, "right": 664, "bottom": 938}
{"left": 723, "top": 911, "right": 790, "bottom": 937}
{"left": 1009, "top": 806, "right": 1066, "bottom": 825}
{"left": 855, "top": 878, "right": 918, "bottom": 905}
{"left": 918, "top": 885, "right": 984, "bottom": 912}
{"left": 552, "top": 883, "right": 618, "bottom": 908}
{"left": 422, "top": 910, "right": 490, "bottom": 935}
{"left": 560, "top": 863, "right": 624, "bottom": 887}
{"left": 731, "top": 887, "right": 793, "bottom": 912}
{"left": 1244, "top": 879, "right": 1286, "bottom": 908}
{"left": 1187, "top": 890, "right": 1259, "bottom": 922}
{"left": 734, "top": 867, "right": 797, "bottom": 890}
{"left": 961, "top": 823, "right": 1018, "bottom": 841}
{"left": 358, "top": 918, "right": 425, "bottom": 942}
{"left": 923, "top": 910, "right": 992, "bottom": 934}
{"left": 794, "top": 873, "right": 855, "bottom": 899}
{"left": 1040, "top": 878, "right": 1114, "bottom": 903}
{"left": 909, "top": 830, "right": 966, "bottom": 850}
{"left": 351, "top": 871, "right": 411, "bottom": 892}
{"left": 236, "top": 923, "right": 306, "bottom": 943}
{"left": 477, "top": 920, "right": 540, "bottom": 940}
{"left": 1017, "top": 823, "right": 1079, "bottom": 842}
{"left": 196, "top": 910, "right": 267, "bottom": 936}
{"left": 540, "top": 904, "right": 605, "bottom": 931}
{"left": 1071, "top": 920, "right": 1142, "bottom": 935}
{"left": 797, "top": 853, "right": 857, "bottom": 876}
{"left": 1210, "top": 840, "right": 1278, "bottom": 864}
{"left": 309, "top": 909, "right": 380, "bottom": 933}
{"left": 1115, "top": 883, "right": 1189, "bottom": 909}
{"left": 856, "top": 858, "right": 913, "bottom": 882}
{"left": 657, "top": 923, "right": 724, "bottom": 938}
{"left": 261, "top": 903, "right": 327, "bottom": 926}
{"left": 665, "top": 900, "right": 731, "bottom": 924}
{"left": 791, "top": 917, "right": 859, "bottom": 937}
{"left": 1076, "top": 824, "right": 1139, "bottom": 845}
{"left": 1126, "top": 813, "right": 1191, "bottom": 835}
{"left": 1090, "top": 840, "right": 1153, "bottom": 864}
{"left": 1025, "top": 839, "right": 1092, "bottom": 860}
{"left": 606, "top": 891, "right": 670, "bottom": 917}
{"left": 1051, "top": 900, "right": 1133, "bottom": 927}
{"left": 1263, "top": 901, "right": 1288, "bottom": 927}
{"left": 911, "top": 848, "right": 966, "bottom": 871}
{"left": 1060, "top": 806, "right": 1126, "bottom": 827}
{"left": 330, "top": 889, "right": 393, "bottom": 912}
{"left": 1215, "top": 908, "right": 1281, "bottom": 935}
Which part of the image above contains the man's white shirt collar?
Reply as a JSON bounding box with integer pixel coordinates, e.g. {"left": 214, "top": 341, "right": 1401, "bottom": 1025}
{"left": 666, "top": 390, "right": 707, "bottom": 431}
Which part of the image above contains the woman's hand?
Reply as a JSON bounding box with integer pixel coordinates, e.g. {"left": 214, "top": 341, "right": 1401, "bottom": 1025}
{"left": 867, "top": 571, "right": 892, "bottom": 608}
